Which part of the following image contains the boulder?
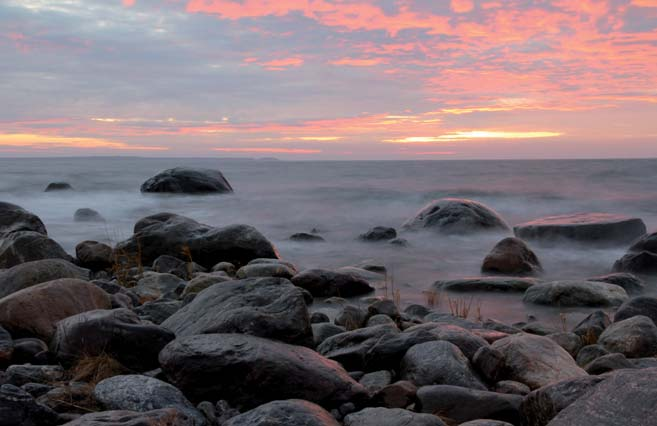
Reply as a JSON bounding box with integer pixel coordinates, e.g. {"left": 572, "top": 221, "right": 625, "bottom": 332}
{"left": 224, "top": 400, "right": 339, "bottom": 426}
{"left": 572, "top": 310, "right": 611, "bottom": 343}
{"left": 0, "top": 325, "right": 12, "bottom": 363}
{"left": 134, "top": 299, "right": 181, "bottom": 324}
{"left": 402, "top": 198, "right": 510, "bottom": 234}
{"left": 493, "top": 380, "right": 530, "bottom": 396}
{"left": 161, "top": 277, "right": 312, "bottom": 346}
{"left": 358, "top": 227, "right": 397, "bottom": 242}
{"left": 520, "top": 375, "right": 605, "bottom": 426}
{"left": 133, "top": 272, "right": 185, "bottom": 301}
{"left": 52, "top": 308, "right": 174, "bottom": 371}
{"left": 0, "top": 259, "right": 89, "bottom": 299}
{"left": 434, "top": 277, "right": 538, "bottom": 293}
{"left": 627, "top": 230, "right": 657, "bottom": 253}
{"left": 585, "top": 353, "right": 633, "bottom": 374}
{"left": 62, "top": 408, "right": 195, "bottom": 425}
{"left": 523, "top": 280, "right": 628, "bottom": 307}
{"left": 344, "top": 407, "right": 445, "bottom": 426}
{"left": 491, "top": 333, "right": 587, "bottom": 389}
{"left": 5, "top": 365, "right": 64, "bottom": 387}
{"left": 400, "top": 340, "right": 486, "bottom": 389}
{"left": 75, "top": 241, "right": 113, "bottom": 271}
{"left": 588, "top": 272, "right": 645, "bottom": 294}
{"left": 0, "top": 231, "right": 71, "bottom": 268}
{"left": 371, "top": 380, "right": 417, "bottom": 409}
{"left": 291, "top": 269, "right": 374, "bottom": 297}
{"left": 547, "top": 368, "right": 657, "bottom": 426}
{"left": 575, "top": 344, "right": 609, "bottom": 367}
{"left": 290, "top": 232, "right": 326, "bottom": 242}
{"left": 152, "top": 255, "right": 205, "bottom": 279}
{"left": 73, "top": 208, "right": 104, "bottom": 222}
{"left": 0, "top": 202, "right": 47, "bottom": 237}
{"left": 44, "top": 182, "right": 73, "bottom": 192}
{"left": 459, "top": 421, "right": 513, "bottom": 426}
{"left": 547, "top": 332, "right": 582, "bottom": 357}
{"left": 0, "top": 384, "right": 60, "bottom": 426}
{"left": 312, "top": 323, "right": 347, "bottom": 346}
{"left": 94, "top": 375, "right": 205, "bottom": 425}
{"left": 335, "top": 305, "right": 368, "bottom": 330}
{"left": 481, "top": 237, "right": 542, "bottom": 275}
{"left": 11, "top": 338, "right": 49, "bottom": 365}
{"left": 0, "top": 278, "right": 111, "bottom": 341}
{"left": 114, "top": 213, "right": 278, "bottom": 268}
{"left": 416, "top": 385, "right": 522, "bottom": 424}
{"left": 359, "top": 370, "right": 392, "bottom": 394}
{"left": 317, "top": 324, "right": 400, "bottom": 371}
{"left": 141, "top": 167, "right": 233, "bottom": 194}
{"left": 614, "top": 296, "right": 657, "bottom": 325}
{"left": 613, "top": 251, "right": 657, "bottom": 274}
{"left": 181, "top": 273, "right": 231, "bottom": 297}
{"left": 158, "top": 333, "right": 367, "bottom": 409}
{"left": 513, "top": 213, "right": 646, "bottom": 245}
{"left": 598, "top": 315, "right": 657, "bottom": 357}
{"left": 235, "top": 262, "right": 296, "bottom": 280}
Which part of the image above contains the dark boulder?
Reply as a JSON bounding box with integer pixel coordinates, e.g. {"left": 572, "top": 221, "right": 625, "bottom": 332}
{"left": 51, "top": 308, "right": 174, "bottom": 371}
{"left": 291, "top": 269, "right": 374, "bottom": 297}
{"left": 402, "top": 198, "right": 510, "bottom": 234}
{"left": 161, "top": 277, "right": 312, "bottom": 346}
{"left": 141, "top": 167, "right": 233, "bottom": 194}
{"left": 73, "top": 208, "right": 104, "bottom": 222}
{"left": 134, "top": 299, "right": 181, "bottom": 324}
{"left": 158, "top": 333, "right": 367, "bottom": 409}
{"left": 0, "top": 384, "right": 60, "bottom": 426}
{"left": 44, "top": 182, "right": 73, "bottom": 192}
{"left": 613, "top": 231, "right": 657, "bottom": 275}
{"left": 344, "top": 407, "right": 445, "bottom": 426}
{"left": 358, "top": 227, "right": 397, "bottom": 242}
{"left": 114, "top": 213, "right": 278, "bottom": 268}
{"left": 588, "top": 272, "right": 645, "bottom": 294}
{"left": 585, "top": 353, "right": 634, "bottom": 374}
{"left": 572, "top": 310, "right": 611, "bottom": 343}
{"left": 0, "top": 259, "right": 89, "bottom": 299}
{"left": 317, "top": 324, "right": 400, "bottom": 371}
{"left": 0, "top": 202, "right": 47, "bottom": 237}
{"left": 224, "top": 400, "right": 340, "bottom": 426}
{"left": 62, "top": 408, "right": 195, "bottom": 425}
{"left": 152, "top": 255, "right": 204, "bottom": 279}
{"left": 11, "top": 338, "right": 49, "bottom": 365}
{"left": 523, "top": 280, "right": 628, "bottom": 307}
{"left": 481, "top": 237, "right": 542, "bottom": 275}
{"left": 290, "top": 232, "right": 326, "bottom": 242}
{"left": 434, "top": 276, "right": 538, "bottom": 293}
{"left": 614, "top": 296, "right": 657, "bottom": 325}
{"left": 598, "top": 315, "right": 657, "bottom": 358}
{"left": 0, "top": 231, "right": 71, "bottom": 268}
{"left": 513, "top": 213, "right": 646, "bottom": 245}
{"left": 236, "top": 261, "right": 297, "bottom": 280}
{"left": 75, "top": 241, "right": 113, "bottom": 271}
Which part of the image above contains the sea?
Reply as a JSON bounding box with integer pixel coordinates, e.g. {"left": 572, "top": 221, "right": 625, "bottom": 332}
{"left": 1, "top": 157, "right": 656, "bottom": 326}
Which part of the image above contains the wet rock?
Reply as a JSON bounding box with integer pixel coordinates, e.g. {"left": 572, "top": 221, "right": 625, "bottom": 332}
{"left": 36, "top": 382, "right": 96, "bottom": 414}
{"left": 114, "top": 213, "right": 278, "bottom": 269}
{"left": 514, "top": 213, "right": 646, "bottom": 245}
{"left": 11, "top": 338, "right": 49, "bottom": 365}
{"left": 159, "top": 333, "right": 367, "bottom": 409}
{"left": 312, "top": 323, "right": 347, "bottom": 347}
{"left": 0, "top": 259, "right": 89, "bottom": 299}
{"left": 52, "top": 308, "right": 174, "bottom": 371}
{"left": 0, "top": 384, "right": 60, "bottom": 426}
{"left": 493, "top": 380, "right": 530, "bottom": 396}
{"left": 311, "top": 312, "right": 330, "bottom": 323}
{"left": 334, "top": 304, "right": 367, "bottom": 329}
{"left": 483, "top": 319, "right": 522, "bottom": 335}
{"left": 389, "top": 237, "right": 409, "bottom": 247}
{"left": 317, "top": 324, "right": 399, "bottom": 370}
{"left": 152, "top": 255, "right": 204, "bottom": 279}
{"left": 472, "top": 346, "right": 506, "bottom": 383}
{"left": 402, "top": 198, "right": 510, "bottom": 234}
{"left": 0, "top": 231, "right": 71, "bottom": 268}
{"left": 523, "top": 280, "right": 628, "bottom": 307}
{"left": 292, "top": 269, "right": 374, "bottom": 297}
{"left": 371, "top": 380, "right": 417, "bottom": 408}
{"left": 224, "top": 400, "right": 339, "bottom": 426}
{"left": 161, "top": 277, "right": 312, "bottom": 346}
{"left": 359, "top": 226, "right": 397, "bottom": 242}
{"left": 76, "top": 241, "right": 113, "bottom": 271}
{"left": 344, "top": 407, "right": 445, "bottom": 426}
{"left": 290, "top": 232, "right": 326, "bottom": 242}
{"left": 62, "top": 408, "right": 195, "bottom": 425}
{"left": 598, "top": 315, "right": 657, "bottom": 357}
{"left": 0, "top": 202, "right": 47, "bottom": 238}
{"left": 588, "top": 272, "right": 645, "bottom": 294}
{"left": 572, "top": 310, "right": 611, "bottom": 344}
{"left": 481, "top": 237, "right": 542, "bottom": 275}
{"left": 416, "top": 385, "right": 522, "bottom": 424}
{"left": 359, "top": 370, "right": 392, "bottom": 394}
{"left": 575, "top": 344, "right": 609, "bottom": 367}
{"left": 181, "top": 273, "right": 231, "bottom": 297}
{"left": 434, "top": 276, "right": 538, "bottom": 293}
{"left": 548, "top": 368, "right": 657, "bottom": 426}
{"left": 73, "top": 208, "right": 104, "bottom": 222}
{"left": 211, "top": 261, "right": 236, "bottom": 275}
{"left": 491, "top": 333, "right": 587, "bottom": 389}
{"left": 141, "top": 167, "right": 233, "bottom": 194}
{"left": 521, "top": 322, "right": 560, "bottom": 336}
{"left": 459, "top": 421, "right": 513, "bottom": 426}
{"left": 401, "top": 341, "right": 486, "bottom": 389}
{"left": 133, "top": 272, "right": 185, "bottom": 301}
{"left": 367, "top": 314, "right": 396, "bottom": 327}
{"left": 367, "top": 299, "right": 400, "bottom": 321}
{"left": 5, "top": 365, "right": 64, "bottom": 387}
{"left": 134, "top": 299, "right": 181, "bottom": 324}
{"left": 235, "top": 261, "right": 296, "bottom": 280}
{"left": 94, "top": 375, "right": 205, "bottom": 425}
{"left": 614, "top": 296, "right": 657, "bottom": 325}
{"left": 0, "top": 278, "right": 111, "bottom": 341}
{"left": 612, "top": 231, "right": 657, "bottom": 274}
{"left": 585, "top": 353, "right": 633, "bottom": 374}
{"left": 0, "top": 326, "right": 12, "bottom": 363}
{"left": 520, "top": 375, "right": 605, "bottom": 426}
{"left": 404, "top": 304, "right": 431, "bottom": 320}
{"left": 547, "top": 332, "right": 583, "bottom": 357}
{"left": 44, "top": 182, "right": 73, "bottom": 192}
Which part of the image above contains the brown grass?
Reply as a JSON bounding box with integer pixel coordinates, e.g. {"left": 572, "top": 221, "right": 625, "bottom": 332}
{"left": 69, "top": 353, "right": 130, "bottom": 386}
{"left": 447, "top": 295, "right": 481, "bottom": 320}
{"left": 423, "top": 289, "right": 441, "bottom": 308}
{"left": 181, "top": 244, "right": 193, "bottom": 280}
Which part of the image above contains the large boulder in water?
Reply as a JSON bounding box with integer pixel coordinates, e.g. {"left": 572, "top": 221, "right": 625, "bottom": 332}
{"left": 0, "top": 202, "right": 47, "bottom": 237}
{"left": 613, "top": 231, "right": 657, "bottom": 274}
{"left": 141, "top": 167, "right": 233, "bottom": 194}
{"left": 513, "top": 213, "right": 646, "bottom": 245}
{"left": 0, "top": 231, "right": 71, "bottom": 268}
{"left": 291, "top": 269, "right": 374, "bottom": 297}
{"left": 0, "top": 278, "right": 111, "bottom": 341}
{"left": 51, "top": 308, "right": 174, "bottom": 371}
{"left": 614, "top": 296, "right": 657, "bottom": 324}
{"left": 0, "top": 259, "right": 89, "bottom": 299}
{"left": 481, "top": 237, "right": 542, "bottom": 275}
{"left": 588, "top": 272, "right": 645, "bottom": 294}
{"left": 224, "top": 400, "right": 340, "bottom": 426}
{"left": 523, "top": 280, "right": 628, "bottom": 307}
{"left": 434, "top": 276, "right": 538, "bottom": 293}
{"left": 114, "top": 213, "right": 278, "bottom": 268}
{"left": 158, "top": 333, "right": 367, "bottom": 409}
{"left": 161, "top": 277, "right": 312, "bottom": 346}
{"left": 73, "top": 208, "right": 105, "bottom": 223}
{"left": 44, "top": 182, "right": 73, "bottom": 192}
{"left": 402, "top": 198, "right": 509, "bottom": 234}
{"left": 75, "top": 240, "right": 113, "bottom": 271}
{"left": 547, "top": 368, "right": 657, "bottom": 426}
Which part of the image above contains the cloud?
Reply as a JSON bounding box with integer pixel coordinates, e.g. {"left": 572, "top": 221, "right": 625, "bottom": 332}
{"left": 213, "top": 147, "right": 321, "bottom": 154}
{"left": 384, "top": 131, "right": 564, "bottom": 143}
{"left": 0, "top": 133, "right": 167, "bottom": 150}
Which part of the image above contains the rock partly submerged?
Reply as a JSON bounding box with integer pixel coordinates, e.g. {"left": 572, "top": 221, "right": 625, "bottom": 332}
{"left": 613, "top": 231, "right": 657, "bottom": 275}
{"left": 481, "top": 237, "right": 542, "bottom": 276}
{"left": 0, "top": 259, "right": 89, "bottom": 299}
{"left": 523, "top": 280, "right": 628, "bottom": 307}
{"left": 0, "top": 202, "right": 47, "bottom": 238}
{"left": 402, "top": 198, "right": 510, "bottom": 234}
{"left": 434, "top": 276, "right": 538, "bottom": 293}
{"left": 141, "top": 167, "right": 233, "bottom": 194}
{"left": 224, "top": 400, "right": 340, "bottom": 426}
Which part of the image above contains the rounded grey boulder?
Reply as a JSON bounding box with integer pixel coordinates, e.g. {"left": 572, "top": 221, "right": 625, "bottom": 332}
{"left": 0, "top": 231, "right": 71, "bottom": 269}
{"left": 481, "top": 237, "right": 542, "bottom": 275}
{"left": 523, "top": 280, "right": 628, "bottom": 307}
{"left": 344, "top": 407, "right": 446, "bottom": 426}
{"left": 141, "top": 167, "right": 233, "bottom": 194}
{"left": 403, "top": 198, "right": 510, "bottom": 234}
{"left": 0, "top": 202, "right": 47, "bottom": 238}
{"left": 224, "top": 400, "right": 340, "bottom": 426}
{"left": 0, "top": 259, "right": 89, "bottom": 299}
{"left": 598, "top": 315, "right": 657, "bottom": 358}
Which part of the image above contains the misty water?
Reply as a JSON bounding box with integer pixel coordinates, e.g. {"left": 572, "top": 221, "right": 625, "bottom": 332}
{"left": 1, "top": 157, "right": 656, "bottom": 327}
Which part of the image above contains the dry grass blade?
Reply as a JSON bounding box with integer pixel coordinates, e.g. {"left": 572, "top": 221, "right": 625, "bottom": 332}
{"left": 69, "top": 353, "right": 130, "bottom": 386}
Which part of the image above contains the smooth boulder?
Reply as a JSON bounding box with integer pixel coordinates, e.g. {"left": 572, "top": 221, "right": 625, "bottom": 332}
{"left": 359, "top": 227, "right": 397, "bottom": 242}
{"left": 0, "top": 259, "right": 89, "bottom": 299}
{"left": 402, "top": 198, "right": 510, "bottom": 234}
{"left": 62, "top": 408, "right": 195, "bottom": 425}
{"left": 141, "top": 167, "right": 233, "bottom": 194}
{"left": 224, "top": 400, "right": 340, "bottom": 426}
{"left": 523, "top": 280, "right": 628, "bottom": 307}
{"left": 44, "top": 182, "right": 73, "bottom": 192}
{"left": 0, "top": 231, "right": 71, "bottom": 268}
{"left": 613, "top": 232, "right": 657, "bottom": 274}
{"left": 614, "top": 296, "right": 657, "bottom": 324}
{"left": 481, "top": 237, "right": 542, "bottom": 275}
{"left": 588, "top": 272, "right": 645, "bottom": 294}
{"left": 73, "top": 208, "right": 105, "bottom": 222}
{"left": 75, "top": 241, "right": 113, "bottom": 270}
{"left": 161, "top": 277, "right": 312, "bottom": 346}
{"left": 514, "top": 213, "right": 646, "bottom": 245}
{"left": 159, "top": 333, "right": 367, "bottom": 409}
{"left": 291, "top": 269, "right": 374, "bottom": 297}
{"left": 114, "top": 213, "right": 278, "bottom": 268}
{"left": 434, "top": 276, "right": 538, "bottom": 293}
{"left": 344, "top": 407, "right": 445, "bottom": 426}
{"left": 0, "top": 202, "right": 47, "bottom": 237}
{"left": 598, "top": 315, "right": 657, "bottom": 357}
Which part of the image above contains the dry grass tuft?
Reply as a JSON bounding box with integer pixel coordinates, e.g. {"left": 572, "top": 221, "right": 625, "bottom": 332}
{"left": 446, "top": 295, "right": 481, "bottom": 320}
{"left": 69, "top": 353, "right": 130, "bottom": 386}
{"left": 423, "top": 289, "right": 441, "bottom": 308}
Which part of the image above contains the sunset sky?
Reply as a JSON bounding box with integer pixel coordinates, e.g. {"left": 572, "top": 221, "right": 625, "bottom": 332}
{"left": 1, "top": 0, "right": 656, "bottom": 159}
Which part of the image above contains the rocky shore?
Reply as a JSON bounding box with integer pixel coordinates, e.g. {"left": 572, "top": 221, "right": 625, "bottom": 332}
{"left": 0, "top": 168, "right": 656, "bottom": 426}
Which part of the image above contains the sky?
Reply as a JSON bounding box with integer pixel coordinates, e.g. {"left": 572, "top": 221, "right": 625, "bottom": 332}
{"left": 1, "top": 0, "right": 656, "bottom": 159}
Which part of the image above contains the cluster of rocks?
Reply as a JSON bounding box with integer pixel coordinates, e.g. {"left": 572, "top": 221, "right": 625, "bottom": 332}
{"left": 0, "top": 178, "right": 656, "bottom": 425}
